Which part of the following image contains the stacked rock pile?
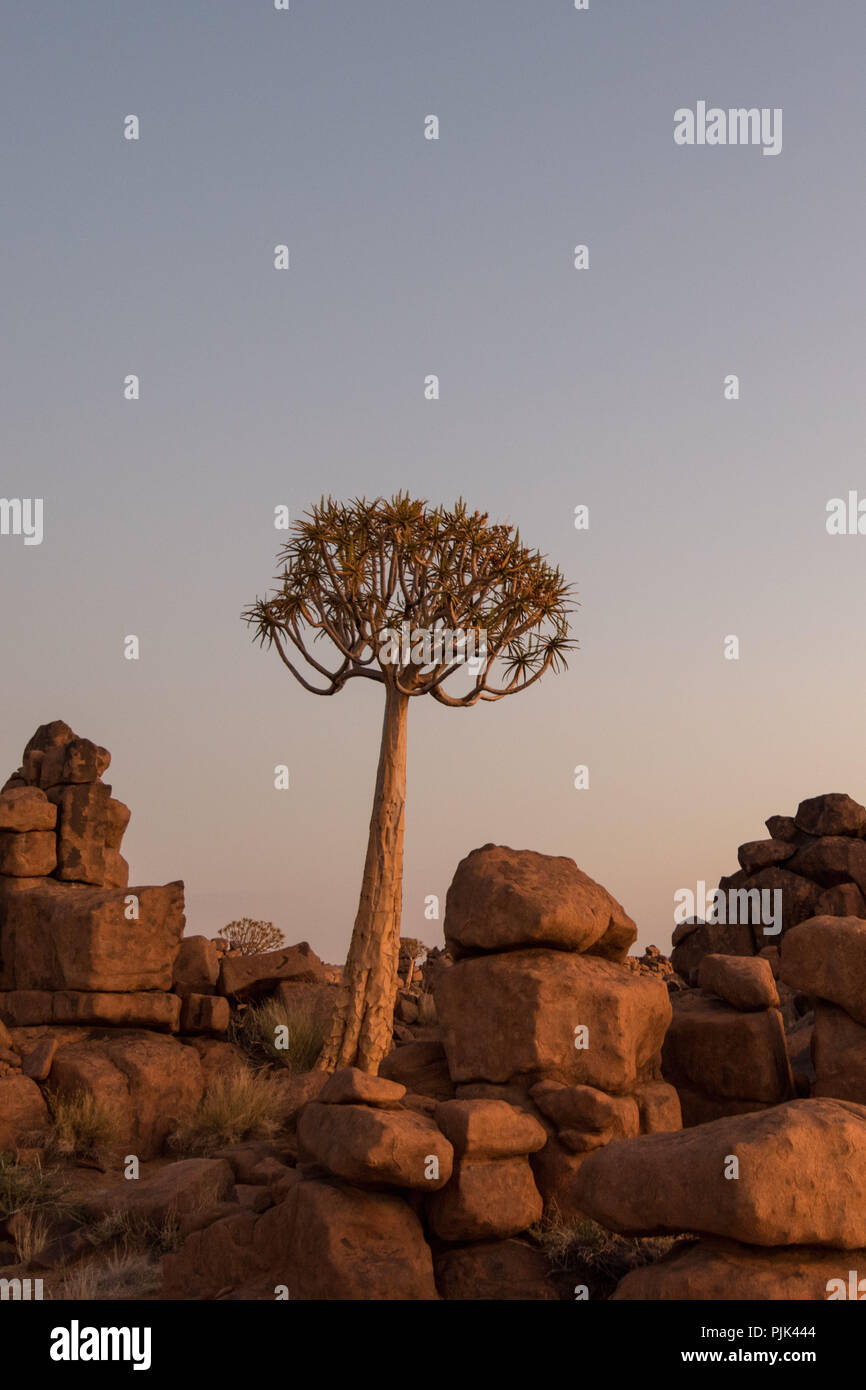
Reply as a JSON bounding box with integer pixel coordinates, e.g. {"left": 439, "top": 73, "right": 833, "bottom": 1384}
{"left": 672, "top": 792, "right": 866, "bottom": 982}
{"left": 662, "top": 954, "right": 795, "bottom": 1126}
{"left": 432, "top": 845, "right": 682, "bottom": 1218}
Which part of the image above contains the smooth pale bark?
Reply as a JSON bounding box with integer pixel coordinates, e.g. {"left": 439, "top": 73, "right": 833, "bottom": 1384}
{"left": 316, "top": 683, "right": 409, "bottom": 1073}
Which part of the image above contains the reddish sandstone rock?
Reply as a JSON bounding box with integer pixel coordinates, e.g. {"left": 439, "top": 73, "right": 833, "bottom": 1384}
{"left": 219, "top": 942, "right": 326, "bottom": 1001}
{"left": 634, "top": 1080, "right": 682, "bottom": 1134}
{"left": 662, "top": 992, "right": 793, "bottom": 1104}
{"left": 740, "top": 866, "right": 823, "bottom": 939}
{"left": 183, "top": 1037, "right": 248, "bottom": 1087}
{"left": 529, "top": 1135, "right": 588, "bottom": 1222}
{"left": 172, "top": 936, "right": 220, "bottom": 997}
{"left": 102, "top": 850, "right": 129, "bottom": 890}
{"left": 317, "top": 1066, "right": 405, "bottom": 1108}
{"left": 49, "top": 1031, "right": 204, "bottom": 1159}
{"left": 47, "top": 783, "right": 109, "bottom": 884}
{"left": 697, "top": 954, "right": 780, "bottom": 1011}
{"left": 268, "top": 1068, "right": 329, "bottom": 1128}
{"left": 786, "top": 838, "right": 866, "bottom": 893}
{"left": 815, "top": 882, "right": 866, "bottom": 917}
{"left": 0, "top": 1073, "right": 50, "bottom": 1150}
{"left": 435, "top": 1238, "right": 560, "bottom": 1300}
{"left": 795, "top": 793, "right": 866, "bottom": 839}
{"left": 811, "top": 1001, "right": 866, "bottom": 1104}
{"left": 444, "top": 844, "right": 636, "bottom": 960}
{"left": 0, "top": 990, "right": 181, "bottom": 1031}
{"left": 781, "top": 916, "right": 866, "bottom": 1024}
{"left": 298, "top": 1102, "right": 452, "bottom": 1189}
{"left": 0, "top": 830, "right": 56, "bottom": 877}
{"left": 81, "top": 1159, "right": 235, "bottom": 1226}
{"left": 433, "top": 1099, "right": 547, "bottom": 1158}
{"left": 38, "top": 736, "right": 110, "bottom": 788}
{"left": 765, "top": 815, "right": 800, "bottom": 842}
{"left": 380, "top": 1040, "right": 455, "bottom": 1100}
{"left": 436, "top": 949, "right": 671, "bottom": 1092}
{"left": 575, "top": 1099, "right": 866, "bottom": 1247}
{"left": 672, "top": 1086, "right": 775, "bottom": 1127}
{"left": 0, "top": 878, "right": 185, "bottom": 991}
{"left": 105, "top": 798, "right": 131, "bottom": 850}
{"left": 0, "top": 787, "right": 56, "bottom": 833}
{"left": 164, "top": 1180, "right": 439, "bottom": 1301}
{"left": 737, "top": 839, "right": 796, "bottom": 873}
{"left": 529, "top": 1082, "right": 639, "bottom": 1140}
{"left": 275, "top": 1179, "right": 438, "bottom": 1300}
{"left": 670, "top": 916, "right": 755, "bottom": 984}
{"left": 20, "top": 721, "right": 75, "bottom": 784}
{"left": 161, "top": 1209, "right": 261, "bottom": 1299}
{"left": 21, "top": 1036, "right": 57, "bottom": 1082}
{"left": 426, "top": 1155, "right": 543, "bottom": 1241}
{"left": 613, "top": 1237, "right": 866, "bottom": 1301}
{"left": 180, "top": 994, "right": 229, "bottom": 1035}
{"left": 273, "top": 980, "right": 338, "bottom": 1039}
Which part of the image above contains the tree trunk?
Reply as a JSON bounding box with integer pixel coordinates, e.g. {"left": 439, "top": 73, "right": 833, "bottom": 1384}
{"left": 316, "top": 683, "right": 409, "bottom": 1073}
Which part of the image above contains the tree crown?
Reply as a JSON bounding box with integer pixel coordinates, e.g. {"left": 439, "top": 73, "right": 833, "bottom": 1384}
{"left": 243, "top": 494, "right": 577, "bottom": 705}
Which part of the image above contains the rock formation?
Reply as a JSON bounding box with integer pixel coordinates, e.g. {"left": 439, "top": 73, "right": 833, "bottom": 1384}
{"left": 574, "top": 1098, "right": 866, "bottom": 1299}
{"left": 672, "top": 792, "right": 866, "bottom": 981}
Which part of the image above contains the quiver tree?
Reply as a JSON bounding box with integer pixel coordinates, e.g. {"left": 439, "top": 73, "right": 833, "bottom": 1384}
{"left": 243, "top": 495, "right": 576, "bottom": 1073}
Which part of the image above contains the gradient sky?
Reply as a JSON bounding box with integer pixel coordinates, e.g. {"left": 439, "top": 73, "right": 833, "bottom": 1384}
{"left": 3, "top": 1, "right": 866, "bottom": 962}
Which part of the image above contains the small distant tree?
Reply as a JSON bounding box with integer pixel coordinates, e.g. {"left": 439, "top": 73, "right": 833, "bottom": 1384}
{"left": 243, "top": 495, "right": 576, "bottom": 1073}
{"left": 218, "top": 919, "right": 286, "bottom": 955}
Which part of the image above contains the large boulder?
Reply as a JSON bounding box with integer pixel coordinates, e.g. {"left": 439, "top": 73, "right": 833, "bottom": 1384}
{"left": 794, "top": 793, "right": 866, "bottom": 839}
{"left": 0, "top": 787, "right": 57, "bottom": 832}
{"left": 786, "top": 838, "right": 866, "bottom": 893}
{"left": 435, "top": 948, "right": 671, "bottom": 1091}
{"left": 574, "top": 1098, "right": 866, "bottom": 1248}
{"left": 47, "top": 782, "right": 109, "bottom": 884}
{"left": 0, "top": 831, "right": 56, "bottom": 877}
{"left": 0, "top": 1073, "right": 51, "bottom": 1150}
{"left": 49, "top": 1031, "right": 204, "bottom": 1159}
{"left": 163, "top": 1179, "right": 439, "bottom": 1300}
{"left": 444, "top": 845, "right": 636, "bottom": 960}
{"left": 613, "top": 1237, "right": 866, "bottom": 1301}
{"left": 662, "top": 992, "right": 793, "bottom": 1105}
{"left": 297, "top": 1102, "right": 453, "bottom": 1189}
{"left": 0, "top": 878, "right": 185, "bottom": 992}
{"left": 781, "top": 916, "right": 866, "bottom": 1024}
{"left": 275, "top": 1179, "right": 438, "bottom": 1300}
{"left": 433, "top": 1099, "right": 547, "bottom": 1159}
{"left": 697, "top": 954, "right": 780, "bottom": 1012}
{"left": 426, "top": 1156, "right": 543, "bottom": 1241}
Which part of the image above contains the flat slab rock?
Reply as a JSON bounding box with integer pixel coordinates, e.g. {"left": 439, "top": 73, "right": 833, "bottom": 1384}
{"left": 218, "top": 942, "right": 326, "bottom": 1001}
{"left": 318, "top": 1066, "right": 406, "bottom": 1107}
{"left": 444, "top": 844, "right": 636, "bottom": 960}
{"left": 575, "top": 1098, "right": 866, "bottom": 1248}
